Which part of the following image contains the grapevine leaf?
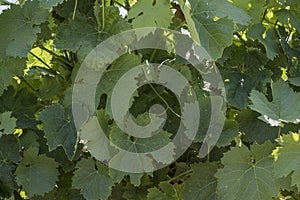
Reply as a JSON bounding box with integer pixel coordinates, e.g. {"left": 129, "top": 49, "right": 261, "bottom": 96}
{"left": 215, "top": 141, "right": 279, "bottom": 200}
{"left": 190, "top": 0, "right": 251, "bottom": 25}
{"left": 15, "top": 148, "right": 59, "bottom": 198}
{"left": 37, "top": 0, "right": 65, "bottom": 9}
{"left": 273, "top": 132, "right": 300, "bottom": 190}
{"left": 0, "top": 57, "right": 26, "bottom": 96}
{"left": 39, "top": 104, "right": 77, "bottom": 160}
{"left": 216, "top": 120, "right": 239, "bottom": 147}
{"left": 0, "top": 135, "right": 19, "bottom": 198}
{"left": 0, "top": 1, "right": 49, "bottom": 58}
{"left": 0, "top": 112, "right": 16, "bottom": 136}
{"left": 236, "top": 109, "right": 278, "bottom": 143}
{"left": 289, "top": 77, "right": 300, "bottom": 87}
{"left": 0, "top": 87, "right": 38, "bottom": 129}
{"left": 248, "top": 24, "right": 281, "bottom": 59}
{"left": 189, "top": 0, "right": 234, "bottom": 60}
{"left": 72, "top": 159, "right": 114, "bottom": 200}
{"left": 96, "top": 54, "right": 142, "bottom": 117}
{"left": 224, "top": 69, "right": 272, "bottom": 108}
{"left": 109, "top": 168, "right": 145, "bottom": 186}
{"left": 127, "top": 0, "right": 172, "bottom": 28}
{"left": 249, "top": 80, "right": 300, "bottom": 126}
{"left": 276, "top": 5, "right": 300, "bottom": 32}
{"left": 55, "top": 6, "right": 131, "bottom": 61}
{"left": 109, "top": 121, "right": 173, "bottom": 153}
{"left": 80, "top": 110, "right": 118, "bottom": 162}
{"left": 182, "top": 162, "right": 219, "bottom": 200}
{"left": 147, "top": 181, "right": 180, "bottom": 200}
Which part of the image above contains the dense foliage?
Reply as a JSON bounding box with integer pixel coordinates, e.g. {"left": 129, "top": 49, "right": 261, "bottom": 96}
{"left": 0, "top": 0, "right": 300, "bottom": 199}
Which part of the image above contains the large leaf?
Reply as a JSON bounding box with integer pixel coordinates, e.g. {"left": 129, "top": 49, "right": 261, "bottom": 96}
{"left": 182, "top": 162, "right": 219, "bottom": 200}
{"left": 96, "top": 54, "right": 142, "bottom": 116}
{"left": 249, "top": 80, "right": 300, "bottom": 126}
{"left": 39, "top": 103, "right": 77, "bottom": 160}
{"left": 127, "top": 0, "right": 172, "bottom": 28}
{"left": 15, "top": 148, "right": 59, "bottom": 198}
{"left": 0, "top": 57, "right": 26, "bottom": 96}
{"left": 147, "top": 181, "right": 181, "bottom": 200}
{"left": 248, "top": 24, "right": 281, "bottom": 59}
{"left": 0, "top": 135, "right": 19, "bottom": 198}
{"left": 188, "top": 0, "right": 235, "bottom": 60}
{"left": 273, "top": 132, "right": 300, "bottom": 190}
{"left": 0, "top": 1, "right": 49, "bottom": 58}
{"left": 215, "top": 141, "right": 279, "bottom": 200}
{"left": 0, "top": 111, "right": 16, "bottom": 136}
{"left": 72, "top": 159, "right": 114, "bottom": 200}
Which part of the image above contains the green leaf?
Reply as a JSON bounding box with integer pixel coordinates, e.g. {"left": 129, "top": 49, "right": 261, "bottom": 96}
{"left": 0, "top": 87, "right": 38, "bottom": 129}
{"left": 182, "top": 162, "right": 219, "bottom": 200}
{"left": 72, "top": 158, "right": 114, "bottom": 200}
{"left": 0, "top": 57, "right": 26, "bottom": 96}
{"left": 0, "top": 135, "right": 19, "bottom": 198}
{"left": 147, "top": 181, "right": 181, "bottom": 200}
{"left": 215, "top": 141, "right": 279, "bottom": 200}
{"left": 127, "top": 0, "right": 172, "bottom": 28}
{"left": 96, "top": 54, "right": 142, "bottom": 116}
{"left": 236, "top": 109, "right": 278, "bottom": 143}
{"left": 276, "top": 5, "right": 300, "bottom": 32}
{"left": 248, "top": 24, "right": 281, "bottom": 59}
{"left": 0, "top": 1, "right": 49, "bottom": 58}
{"left": 37, "top": 0, "right": 65, "bottom": 9}
{"left": 55, "top": 6, "right": 131, "bottom": 61}
{"left": 109, "top": 168, "right": 145, "bottom": 186}
{"left": 189, "top": 0, "right": 234, "bottom": 60}
{"left": 249, "top": 80, "right": 300, "bottom": 126}
{"left": 39, "top": 104, "right": 77, "bottom": 160}
{"left": 273, "top": 132, "right": 300, "bottom": 190}
{"left": 0, "top": 112, "right": 16, "bottom": 136}
{"left": 15, "top": 148, "right": 59, "bottom": 198}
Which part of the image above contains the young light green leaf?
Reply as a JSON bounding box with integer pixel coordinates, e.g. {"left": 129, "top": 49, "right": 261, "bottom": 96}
{"left": 273, "top": 132, "right": 300, "bottom": 190}
{"left": 215, "top": 141, "right": 279, "bottom": 200}
{"left": 249, "top": 80, "right": 300, "bottom": 126}
{"left": 72, "top": 159, "right": 114, "bottom": 200}
{"left": 15, "top": 148, "right": 59, "bottom": 198}
{"left": 39, "top": 104, "right": 77, "bottom": 160}
{"left": 0, "top": 111, "right": 16, "bottom": 136}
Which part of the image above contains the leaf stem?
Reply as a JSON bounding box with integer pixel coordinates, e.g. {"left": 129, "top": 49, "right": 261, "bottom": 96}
{"left": 72, "top": 0, "right": 78, "bottom": 20}
{"left": 149, "top": 83, "right": 181, "bottom": 118}
{"left": 278, "top": 124, "right": 282, "bottom": 138}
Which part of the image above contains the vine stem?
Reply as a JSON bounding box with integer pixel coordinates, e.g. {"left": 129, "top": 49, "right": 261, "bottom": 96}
{"left": 18, "top": 76, "right": 37, "bottom": 93}
{"left": 29, "top": 52, "right": 57, "bottom": 75}
{"left": 37, "top": 44, "right": 73, "bottom": 69}
{"left": 168, "top": 169, "right": 192, "bottom": 183}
